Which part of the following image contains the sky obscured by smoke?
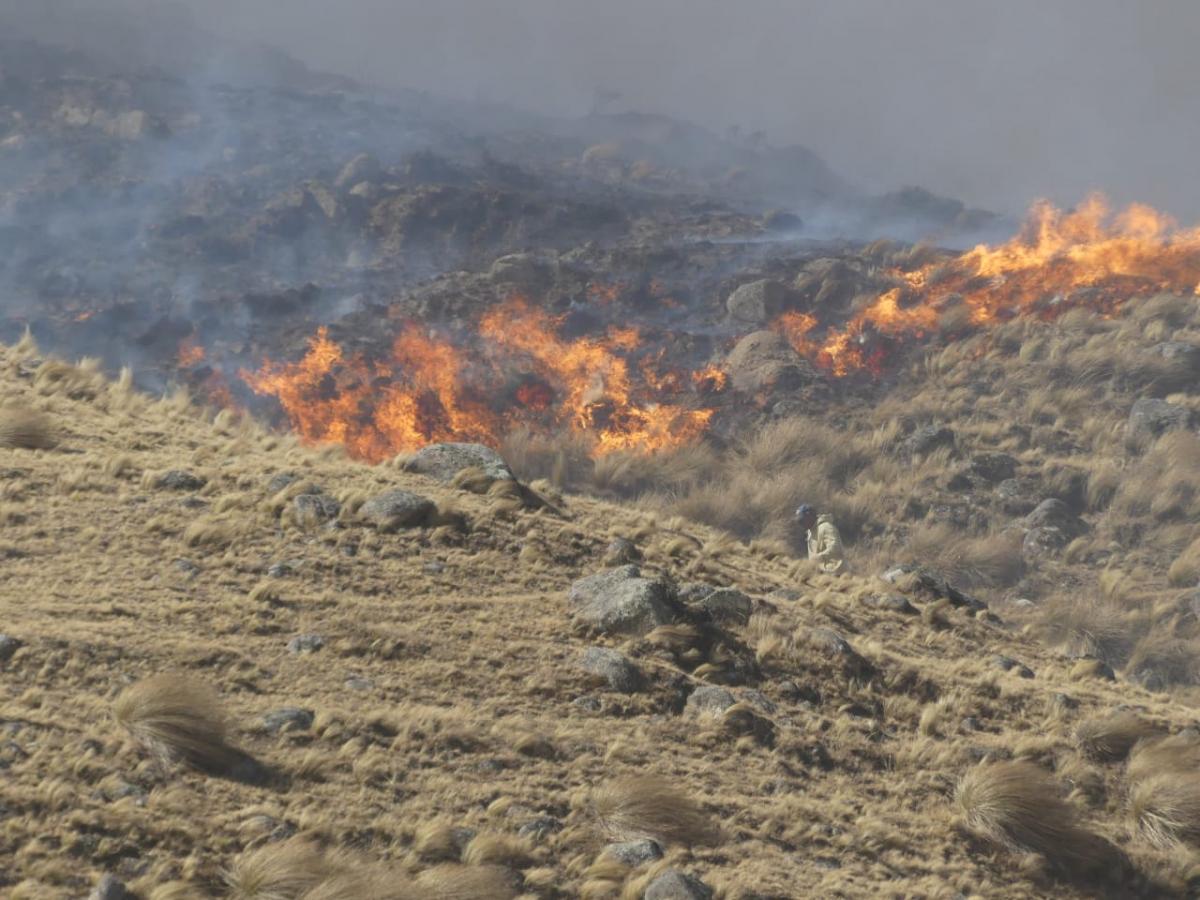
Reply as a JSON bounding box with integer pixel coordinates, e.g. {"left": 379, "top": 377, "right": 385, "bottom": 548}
{"left": 16, "top": 0, "right": 1200, "bottom": 219}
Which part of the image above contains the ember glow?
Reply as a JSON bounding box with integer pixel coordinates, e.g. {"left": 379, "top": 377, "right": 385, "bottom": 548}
{"left": 240, "top": 298, "right": 719, "bottom": 462}
{"left": 774, "top": 194, "right": 1200, "bottom": 375}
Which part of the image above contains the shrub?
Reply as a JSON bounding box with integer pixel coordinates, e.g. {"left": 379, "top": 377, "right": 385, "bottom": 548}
{"left": 1075, "top": 712, "right": 1164, "bottom": 762}
{"left": 590, "top": 775, "right": 718, "bottom": 847}
{"left": 0, "top": 405, "right": 58, "bottom": 450}
{"left": 1129, "top": 772, "right": 1200, "bottom": 848}
{"left": 113, "top": 673, "right": 238, "bottom": 773}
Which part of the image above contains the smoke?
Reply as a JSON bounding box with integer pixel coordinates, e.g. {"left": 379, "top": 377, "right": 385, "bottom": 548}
{"left": 159, "top": 0, "right": 1200, "bottom": 221}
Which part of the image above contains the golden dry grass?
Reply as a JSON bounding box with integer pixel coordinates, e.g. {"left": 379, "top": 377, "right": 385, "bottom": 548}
{"left": 113, "top": 673, "right": 240, "bottom": 774}
{"left": 1075, "top": 712, "right": 1165, "bottom": 762}
{"left": 591, "top": 776, "right": 719, "bottom": 847}
{"left": 1130, "top": 772, "right": 1200, "bottom": 849}
{"left": 0, "top": 404, "right": 59, "bottom": 450}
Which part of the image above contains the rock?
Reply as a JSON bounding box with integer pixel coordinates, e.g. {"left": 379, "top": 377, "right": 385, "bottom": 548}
{"left": 517, "top": 816, "right": 562, "bottom": 842}
{"left": 645, "top": 870, "right": 714, "bottom": 900}
{"left": 1023, "top": 526, "right": 1070, "bottom": 557}
{"left": 968, "top": 452, "right": 1017, "bottom": 483}
{"left": 1052, "top": 692, "right": 1079, "bottom": 711}
{"left": 992, "top": 655, "right": 1034, "bottom": 678}
{"left": 293, "top": 493, "right": 340, "bottom": 525}
{"left": 1024, "top": 499, "right": 1086, "bottom": 539}
{"left": 405, "top": 443, "right": 514, "bottom": 483}
{"left": 567, "top": 566, "right": 678, "bottom": 635}
{"left": 860, "top": 593, "right": 917, "bottom": 614}
{"left": 807, "top": 628, "right": 876, "bottom": 679}
{"left": 155, "top": 469, "right": 206, "bottom": 491}
{"left": 881, "top": 564, "right": 986, "bottom": 611}
{"left": 579, "top": 647, "right": 645, "bottom": 693}
{"left": 344, "top": 676, "right": 373, "bottom": 691}
{"left": 961, "top": 716, "right": 983, "bottom": 732}
{"left": 265, "top": 472, "right": 298, "bottom": 494}
{"left": 0, "top": 635, "right": 21, "bottom": 662}
{"left": 603, "top": 839, "right": 663, "bottom": 866}
{"left": 740, "top": 688, "right": 778, "bottom": 714}
{"left": 725, "top": 330, "right": 819, "bottom": 394}
{"left": 1156, "top": 341, "right": 1200, "bottom": 371}
{"left": 1128, "top": 397, "right": 1195, "bottom": 439}
{"left": 88, "top": 874, "right": 131, "bottom": 900}
{"left": 693, "top": 587, "right": 753, "bottom": 625}
{"left": 685, "top": 685, "right": 737, "bottom": 716}
{"left": 262, "top": 707, "right": 314, "bottom": 734}
{"left": 572, "top": 695, "right": 602, "bottom": 713}
{"left": 726, "top": 279, "right": 792, "bottom": 324}
{"left": 172, "top": 558, "right": 200, "bottom": 579}
{"left": 490, "top": 253, "right": 550, "bottom": 286}
{"left": 996, "top": 478, "right": 1039, "bottom": 516}
{"left": 287, "top": 634, "right": 325, "bottom": 654}
{"left": 896, "top": 425, "right": 956, "bottom": 458}
{"left": 604, "top": 537, "right": 642, "bottom": 566}
{"left": 359, "top": 489, "right": 435, "bottom": 530}
{"left": 267, "top": 560, "right": 299, "bottom": 578}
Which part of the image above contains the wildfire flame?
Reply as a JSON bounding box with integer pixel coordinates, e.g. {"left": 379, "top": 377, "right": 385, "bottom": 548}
{"left": 240, "top": 297, "right": 719, "bottom": 462}
{"left": 177, "top": 337, "right": 206, "bottom": 368}
{"left": 774, "top": 193, "right": 1200, "bottom": 375}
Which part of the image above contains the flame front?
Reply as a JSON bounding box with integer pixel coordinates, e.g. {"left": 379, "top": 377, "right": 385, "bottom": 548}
{"left": 241, "top": 298, "right": 718, "bottom": 462}
{"left": 774, "top": 193, "right": 1200, "bottom": 375}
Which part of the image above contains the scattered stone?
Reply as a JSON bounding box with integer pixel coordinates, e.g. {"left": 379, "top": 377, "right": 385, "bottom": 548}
{"left": 693, "top": 587, "right": 753, "bottom": 625}
{"left": 881, "top": 564, "right": 986, "bottom": 611}
{"left": 404, "top": 443, "right": 514, "bottom": 483}
{"left": 517, "top": 816, "right": 562, "bottom": 843}
{"left": 961, "top": 716, "right": 983, "bottom": 732}
{"left": 603, "top": 839, "right": 663, "bottom": 867}
{"left": 265, "top": 472, "right": 298, "bottom": 494}
{"left": 604, "top": 536, "right": 642, "bottom": 566}
{"left": 1022, "top": 526, "right": 1070, "bottom": 557}
{"left": 1155, "top": 341, "right": 1200, "bottom": 371}
{"left": 179, "top": 496, "right": 207, "bottom": 510}
{"left": 1024, "top": 499, "right": 1087, "bottom": 537}
{"left": 645, "top": 870, "right": 714, "bottom": 900}
{"left": 262, "top": 707, "right": 314, "bottom": 734}
{"left": 155, "top": 469, "right": 206, "bottom": 491}
{"left": 579, "top": 647, "right": 645, "bottom": 693}
{"left": 896, "top": 425, "right": 955, "bottom": 458}
{"left": 740, "top": 688, "right": 778, "bottom": 714}
{"left": 807, "top": 628, "right": 876, "bottom": 679}
{"left": 992, "top": 655, "right": 1034, "bottom": 678}
{"left": 267, "top": 560, "right": 299, "bottom": 578}
{"left": 725, "top": 330, "right": 819, "bottom": 394}
{"left": 88, "top": 874, "right": 131, "bottom": 900}
{"left": 1128, "top": 397, "right": 1195, "bottom": 439}
{"left": 726, "top": 279, "right": 792, "bottom": 324}
{"left": 572, "top": 695, "right": 602, "bottom": 713}
{"left": 685, "top": 685, "right": 737, "bottom": 716}
{"left": 0, "top": 635, "right": 21, "bottom": 663}
{"left": 287, "top": 634, "right": 324, "bottom": 654}
{"left": 860, "top": 593, "right": 917, "bottom": 614}
{"left": 1052, "top": 692, "right": 1080, "bottom": 711}
{"left": 567, "top": 565, "right": 678, "bottom": 635}
{"left": 779, "top": 680, "right": 821, "bottom": 705}
{"left": 359, "top": 489, "right": 435, "bottom": 530}
{"left": 967, "top": 452, "right": 1017, "bottom": 484}
{"left": 424, "top": 560, "right": 446, "bottom": 574}
{"left": 344, "top": 676, "right": 373, "bottom": 691}
{"left": 293, "top": 493, "right": 340, "bottom": 525}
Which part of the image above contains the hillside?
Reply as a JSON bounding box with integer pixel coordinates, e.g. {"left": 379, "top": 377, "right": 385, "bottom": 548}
{"left": 4, "top": 339, "right": 1200, "bottom": 899}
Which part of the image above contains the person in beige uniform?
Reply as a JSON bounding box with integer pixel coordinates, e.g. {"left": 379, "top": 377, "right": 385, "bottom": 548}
{"left": 794, "top": 504, "right": 847, "bottom": 574}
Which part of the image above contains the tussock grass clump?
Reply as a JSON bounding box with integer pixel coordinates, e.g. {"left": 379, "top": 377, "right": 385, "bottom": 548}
{"left": 183, "top": 515, "right": 241, "bottom": 550}
{"left": 225, "top": 837, "right": 331, "bottom": 899}
{"left": 0, "top": 405, "right": 59, "bottom": 450}
{"left": 298, "top": 870, "right": 419, "bottom": 900}
{"left": 1075, "top": 711, "right": 1164, "bottom": 762}
{"left": 1168, "top": 536, "right": 1200, "bottom": 587}
{"left": 903, "top": 524, "right": 1024, "bottom": 589}
{"left": 113, "top": 673, "right": 236, "bottom": 773}
{"left": 591, "top": 775, "right": 718, "bottom": 847}
{"left": 955, "top": 761, "right": 1108, "bottom": 873}
{"left": 1129, "top": 772, "right": 1200, "bottom": 848}
{"left": 1128, "top": 733, "right": 1200, "bottom": 785}
{"left": 412, "top": 864, "right": 519, "bottom": 900}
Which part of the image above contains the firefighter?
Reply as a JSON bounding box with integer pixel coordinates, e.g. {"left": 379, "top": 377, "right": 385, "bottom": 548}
{"left": 794, "top": 504, "right": 846, "bottom": 574}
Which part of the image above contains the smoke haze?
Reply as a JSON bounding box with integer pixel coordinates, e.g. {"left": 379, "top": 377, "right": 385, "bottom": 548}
{"left": 161, "top": 0, "right": 1200, "bottom": 220}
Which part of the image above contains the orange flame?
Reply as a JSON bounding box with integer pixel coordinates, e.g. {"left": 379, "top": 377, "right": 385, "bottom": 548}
{"left": 241, "top": 299, "right": 717, "bottom": 462}
{"left": 774, "top": 193, "right": 1200, "bottom": 375}
{"left": 177, "top": 337, "right": 206, "bottom": 368}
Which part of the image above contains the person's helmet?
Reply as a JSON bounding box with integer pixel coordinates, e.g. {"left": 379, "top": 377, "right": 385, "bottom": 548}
{"left": 794, "top": 504, "right": 815, "bottom": 521}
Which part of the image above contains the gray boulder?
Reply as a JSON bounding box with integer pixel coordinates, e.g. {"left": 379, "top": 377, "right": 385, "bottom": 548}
{"left": 1024, "top": 499, "right": 1086, "bottom": 539}
{"left": 262, "top": 707, "right": 314, "bottom": 734}
{"left": 568, "top": 566, "right": 678, "bottom": 635}
{"left": 293, "top": 493, "right": 340, "bottom": 525}
{"left": 897, "top": 425, "right": 956, "bottom": 458}
{"left": 359, "top": 489, "right": 434, "bottom": 530}
{"left": 1155, "top": 341, "right": 1200, "bottom": 371}
{"left": 579, "top": 647, "right": 645, "bottom": 693}
{"left": 1128, "top": 397, "right": 1195, "bottom": 439}
{"left": 726, "top": 279, "right": 791, "bottom": 324}
{"left": 405, "top": 442, "right": 514, "bottom": 483}
{"left": 645, "top": 870, "right": 714, "bottom": 900}
{"left": 88, "top": 874, "right": 131, "bottom": 900}
{"left": 0, "top": 634, "right": 22, "bottom": 662}
{"left": 287, "top": 634, "right": 325, "bottom": 654}
{"left": 693, "top": 587, "right": 753, "bottom": 625}
{"left": 968, "top": 452, "right": 1017, "bottom": 484}
{"left": 685, "top": 685, "right": 737, "bottom": 716}
{"left": 603, "top": 839, "right": 663, "bottom": 867}
{"left": 156, "top": 469, "right": 206, "bottom": 491}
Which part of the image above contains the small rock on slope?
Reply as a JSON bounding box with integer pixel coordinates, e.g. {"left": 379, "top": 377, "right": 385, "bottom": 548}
{"left": 579, "top": 647, "right": 645, "bottom": 693}
{"left": 645, "top": 870, "right": 714, "bottom": 900}
{"left": 568, "top": 565, "right": 678, "bottom": 635}
{"left": 359, "top": 489, "right": 434, "bottom": 530}
{"left": 404, "top": 443, "right": 514, "bottom": 483}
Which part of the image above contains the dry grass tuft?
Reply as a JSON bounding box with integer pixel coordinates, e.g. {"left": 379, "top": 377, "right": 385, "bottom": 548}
{"left": 298, "top": 869, "right": 420, "bottom": 900}
{"left": 225, "top": 837, "right": 343, "bottom": 899}
{"left": 1129, "top": 772, "right": 1200, "bottom": 849}
{"left": 412, "top": 864, "right": 519, "bottom": 900}
{"left": 183, "top": 515, "right": 241, "bottom": 550}
{"left": 1074, "top": 711, "right": 1165, "bottom": 762}
{"left": 113, "top": 673, "right": 238, "bottom": 773}
{"left": 590, "top": 775, "right": 718, "bottom": 847}
{"left": 1127, "top": 733, "right": 1200, "bottom": 784}
{"left": 0, "top": 405, "right": 59, "bottom": 450}
{"left": 461, "top": 833, "right": 534, "bottom": 868}
{"left": 955, "top": 760, "right": 1109, "bottom": 874}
